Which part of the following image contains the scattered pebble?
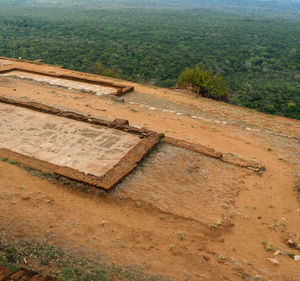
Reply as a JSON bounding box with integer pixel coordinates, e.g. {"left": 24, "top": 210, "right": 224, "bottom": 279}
{"left": 294, "top": 255, "right": 300, "bottom": 261}
{"left": 267, "top": 258, "right": 279, "bottom": 265}
{"left": 135, "top": 202, "right": 141, "bottom": 208}
{"left": 274, "top": 250, "right": 281, "bottom": 256}
{"left": 287, "top": 239, "right": 296, "bottom": 248}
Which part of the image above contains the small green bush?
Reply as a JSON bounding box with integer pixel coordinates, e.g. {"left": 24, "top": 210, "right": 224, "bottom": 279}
{"left": 177, "top": 65, "right": 228, "bottom": 101}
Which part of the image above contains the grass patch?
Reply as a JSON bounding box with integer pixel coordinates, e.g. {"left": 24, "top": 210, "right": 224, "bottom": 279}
{"left": 0, "top": 238, "right": 170, "bottom": 281}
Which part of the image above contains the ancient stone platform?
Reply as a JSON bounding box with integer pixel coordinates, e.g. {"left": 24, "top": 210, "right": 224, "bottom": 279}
{"left": 2, "top": 70, "right": 116, "bottom": 96}
{"left": 0, "top": 67, "right": 134, "bottom": 96}
{"left": 0, "top": 97, "right": 159, "bottom": 190}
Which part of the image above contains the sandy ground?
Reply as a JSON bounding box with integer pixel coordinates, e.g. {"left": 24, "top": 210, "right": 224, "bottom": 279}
{"left": 0, "top": 58, "right": 300, "bottom": 281}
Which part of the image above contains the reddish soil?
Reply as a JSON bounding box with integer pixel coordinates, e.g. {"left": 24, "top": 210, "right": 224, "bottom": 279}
{"left": 0, "top": 58, "right": 300, "bottom": 280}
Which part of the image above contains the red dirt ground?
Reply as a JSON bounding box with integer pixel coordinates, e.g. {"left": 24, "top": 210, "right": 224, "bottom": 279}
{"left": 0, "top": 58, "right": 300, "bottom": 280}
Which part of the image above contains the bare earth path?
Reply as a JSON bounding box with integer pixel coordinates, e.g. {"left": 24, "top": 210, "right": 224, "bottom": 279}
{"left": 0, "top": 58, "right": 299, "bottom": 280}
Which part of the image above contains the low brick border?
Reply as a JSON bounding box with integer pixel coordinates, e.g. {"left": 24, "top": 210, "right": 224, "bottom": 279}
{"left": 165, "top": 137, "right": 265, "bottom": 172}
{"left": 0, "top": 67, "right": 133, "bottom": 96}
{"left": 0, "top": 265, "right": 58, "bottom": 281}
{"left": 0, "top": 96, "right": 160, "bottom": 190}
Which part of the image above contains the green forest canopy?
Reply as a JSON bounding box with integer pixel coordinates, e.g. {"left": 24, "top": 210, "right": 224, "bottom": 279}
{"left": 0, "top": 1, "right": 299, "bottom": 119}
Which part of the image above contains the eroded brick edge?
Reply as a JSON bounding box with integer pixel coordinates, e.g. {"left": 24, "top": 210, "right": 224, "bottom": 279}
{"left": 165, "top": 136, "right": 265, "bottom": 172}
{"left": 0, "top": 265, "right": 58, "bottom": 281}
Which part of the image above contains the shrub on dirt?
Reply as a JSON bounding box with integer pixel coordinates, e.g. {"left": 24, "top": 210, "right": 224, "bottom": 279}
{"left": 177, "top": 65, "right": 228, "bottom": 101}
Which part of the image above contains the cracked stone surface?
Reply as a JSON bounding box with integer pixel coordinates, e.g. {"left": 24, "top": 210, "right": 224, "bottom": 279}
{"left": 0, "top": 102, "right": 141, "bottom": 177}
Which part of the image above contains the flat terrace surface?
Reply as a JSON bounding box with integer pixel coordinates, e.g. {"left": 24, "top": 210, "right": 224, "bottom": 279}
{"left": 0, "top": 102, "right": 141, "bottom": 178}
{"left": 2, "top": 70, "right": 116, "bottom": 95}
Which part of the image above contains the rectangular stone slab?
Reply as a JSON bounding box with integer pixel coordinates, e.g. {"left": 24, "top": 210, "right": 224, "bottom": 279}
{"left": 0, "top": 97, "right": 160, "bottom": 190}
{"left": 2, "top": 70, "right": 116, "bottom": 96}
{"left": 0, "top": 67, "right": 134, "bottom": 96}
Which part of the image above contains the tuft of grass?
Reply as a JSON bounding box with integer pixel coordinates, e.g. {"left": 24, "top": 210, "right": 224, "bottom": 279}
{"left": 280, "top": 249, "right": 295, "bottom": 259}
{"left": 209, "top": 220, "right": 222, "bottom": 230}
{"left": 177, "top": 232, "right": 185, "bottom": 241}
{"left": 266, "top": 243, "right": 275, "bottom": 252}
{"left": 218, "top": 254, "right": 226, "bottom": 260}
{"left": 268, "top": 221, "right": 287, "bottom": 230}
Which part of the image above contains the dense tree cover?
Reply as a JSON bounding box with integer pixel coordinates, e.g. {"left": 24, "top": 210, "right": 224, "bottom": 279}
{"left": 0, "top": 2, "right": 299, "bottom": 119}
{"left": 92, "top": 62, "right": 119, "bottom": 78}
{"left": 178, "top": 65, "right": 228, "bottom": 101}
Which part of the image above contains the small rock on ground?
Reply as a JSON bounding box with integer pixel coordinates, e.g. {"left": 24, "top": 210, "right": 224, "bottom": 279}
{"left": 294, "top": 255, "right": 300, "bottom": 261}
{"left": 267, "top": 258, "right": 279, "bottom": 265}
